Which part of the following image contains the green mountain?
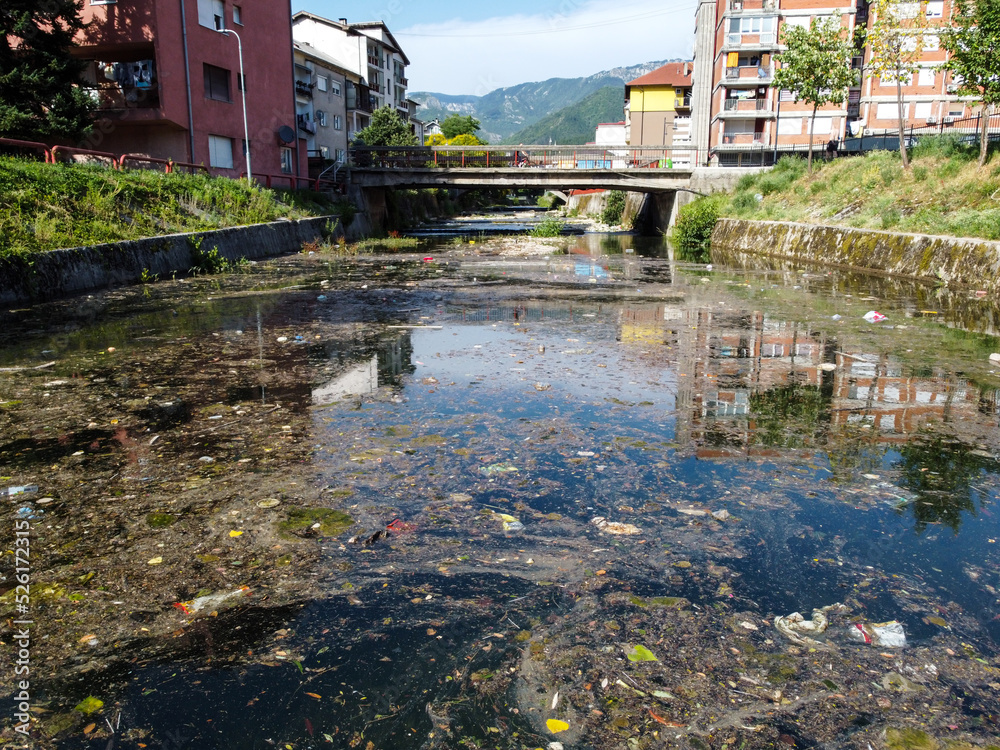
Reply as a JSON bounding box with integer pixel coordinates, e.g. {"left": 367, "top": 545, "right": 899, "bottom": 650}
{"left": 504, "top": 86, "right": 624, "bottom": 145}
{"left": 411, "top": 61, "right": 674, "bottom": 144}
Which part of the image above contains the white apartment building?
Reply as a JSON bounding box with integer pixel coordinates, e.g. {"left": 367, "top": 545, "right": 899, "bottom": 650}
{"left": 292, "top": 13, "right": 410, "bottom": 141}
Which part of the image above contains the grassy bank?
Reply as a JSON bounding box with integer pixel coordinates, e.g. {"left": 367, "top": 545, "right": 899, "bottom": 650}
{"left": 673, "top": 136, "right": 1000, "bottom": 257}
{"left": 0, "top": 157, "right": 341, "bottom": 257}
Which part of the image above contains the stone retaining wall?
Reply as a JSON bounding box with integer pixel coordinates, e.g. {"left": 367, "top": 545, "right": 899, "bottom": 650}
{"left": 711, "top": 218, "right": 1000, "bottom": 291}
{"left": 0, "top": 215, "right": 337, "bottom": 305}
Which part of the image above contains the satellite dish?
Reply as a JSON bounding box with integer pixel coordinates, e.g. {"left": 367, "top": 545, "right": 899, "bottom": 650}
{"left": 278, "top": 126, "right": 295, "bottom": 144}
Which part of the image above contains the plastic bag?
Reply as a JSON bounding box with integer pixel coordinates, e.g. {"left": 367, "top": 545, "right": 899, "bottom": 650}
{"left": 863, "top": 311, "right": 887, "bottom": 323}
{"left": 846, "top": 620, "right": 906, "bottom": 648}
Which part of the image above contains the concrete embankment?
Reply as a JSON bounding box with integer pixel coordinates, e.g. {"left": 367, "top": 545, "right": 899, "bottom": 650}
{"left": 0, "top": 216, "right": 336, "bottom": 305}
{"left": 711, "top": 218, "right": 1000, "bottom": 291}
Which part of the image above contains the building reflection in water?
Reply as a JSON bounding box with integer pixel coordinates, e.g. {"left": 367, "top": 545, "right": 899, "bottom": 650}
{"left": 312, "top": 334, "right": 415, "bottom": 405}
{"left": 618, "top": 305, "right": 998, "bottom": 456}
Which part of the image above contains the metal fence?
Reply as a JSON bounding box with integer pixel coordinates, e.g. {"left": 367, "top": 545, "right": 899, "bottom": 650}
{"left": 715, "top": 112, "right": 1000, "bottom": 166}
{"left": 350, "top": 145, "right": 698, "bottom": 170}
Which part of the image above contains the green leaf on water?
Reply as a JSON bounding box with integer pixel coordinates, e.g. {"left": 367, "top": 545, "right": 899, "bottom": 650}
{"left": 293, "top": 660, "right": 304, "bottom": 674}
{"left": 626, "top": 644, "right": 658, "bottom": 662}
{"left": 74, "top": 696, "right": 104, "bottom": 715}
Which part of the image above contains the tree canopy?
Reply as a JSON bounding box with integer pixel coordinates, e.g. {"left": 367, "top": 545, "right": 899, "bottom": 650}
{"left": 774, "top": 17, "right": 855, "bottom": 172}
{"left": 354, "top": 106, "right": 417, "bottom": 147}
{"left": 425, "top": 132, "right": 488, "bottom": 146}
{"left": 440, "top": 114, "right": 482, "bottom": 140}
{"left": 867, "top": 0, "right": 928, "bottom": 168}
{"left": 941, "top": 0, "right": 1000, "bottom": 165}
{"left": 0, "top": 1, "right": 95, "bottom": 141}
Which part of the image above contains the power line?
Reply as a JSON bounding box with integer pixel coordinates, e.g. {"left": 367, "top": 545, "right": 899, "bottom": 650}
{"left": 396, "top": 5, "right": 696, "bottom": 39}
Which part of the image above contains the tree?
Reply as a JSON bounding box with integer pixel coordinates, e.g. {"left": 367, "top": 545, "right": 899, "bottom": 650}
{"left": 0, "top": 1, "right": 95, "bottom": 141}
{"left": 774, "top": 17, "right": 856, "bottom": 172}
{"left": 867, "top": 0, "right": 928, "bottom": 169}
{"left": 440, "top": 114, "right": 482, "bottom": 140}
{"left": 354, "top": 105, "right": 417, "bottom": 147}
{"left": 941, "top": 0, "right": 1000, "bottom": 166}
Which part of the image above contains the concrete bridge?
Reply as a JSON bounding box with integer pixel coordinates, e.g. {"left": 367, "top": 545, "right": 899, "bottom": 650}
{"left": 342, "top": 146, "right": 761, "bottom": 236}
{"left": 347, "top": 146, "right": 701, "bottom": 193}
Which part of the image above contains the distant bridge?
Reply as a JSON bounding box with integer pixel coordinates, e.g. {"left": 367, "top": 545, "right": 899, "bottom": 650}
{"left": 347, "top": 146, "right": 702, "bottom": 193}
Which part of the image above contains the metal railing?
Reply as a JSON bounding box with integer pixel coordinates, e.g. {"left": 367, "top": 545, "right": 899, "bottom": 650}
{"left": 723, "top": 98, "right": 770, "bottom": 112}
{"left": 350, "top": 145, "right": 698, "bottom": 170}
{"left": 725, "top": 65, "right": 774, "bottom": 81}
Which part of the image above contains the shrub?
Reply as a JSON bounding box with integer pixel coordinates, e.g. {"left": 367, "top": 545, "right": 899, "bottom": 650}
{"left": 601, "top": 190, "right": 627, "bottom": 225}
{"left": 731, "top": 191, "right": 758, "bottom": 211}
{"left": 531, "top": 218, "right": 564, "bottom": 237}
{"left": 671, "top": 194, "right": 725, "bottom": 261}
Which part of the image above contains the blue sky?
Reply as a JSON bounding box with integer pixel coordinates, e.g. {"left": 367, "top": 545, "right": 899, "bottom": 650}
{"left": 293, "top": 0, "right": 697, "bottom": 95}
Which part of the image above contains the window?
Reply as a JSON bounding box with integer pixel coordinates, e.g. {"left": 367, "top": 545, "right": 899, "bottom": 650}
{"left": 914, "top": 101, "right": 933, "bottom": 119}
{"left": 729, "top": 16, "right": 775, "bottom": 32}
{"left": 948, "top": 105, "right": 965, "bottom": 117}
{"left": 208, "top": 135, "right": 234, "bottom": 169}
{"left": 233, "top": 4, "right": 242, "bottom": 24}
{"left": 204, "top": 64, "right": 231, "bottom": 101}
{"left": 897, "top": 2, "right": 919, "bottom": 17}
{"left": 924, "top": 34, "right": 940, "bottom": 50}
{"left": 198, "top": 0, "right": 225, "bottom": 29}
{"left": 317, "top": 76, "right": 329, "bottom": 92}
{"left": 918, "top": 68, "right": 935, "bottom": 86}
{"left": 777, "top": 117, "right": 802, "bottom": 134}
{"left": 335, "top": 148, "right": 346, "bottom": 163}
{"left": 331, "top": 81, "right": 342, "bottom": 96}
{"left": 810, "top": 116, "right": 833, "bottom": 134}
{"left": 876, "top": 102, "right": 899, "bottom": 119}
{"left": 925, "top": 0, "right": 943, "bottom": 16}
{"left": 316, "top": 110, "right": 328, "bottom": 127}
{"left": 333, "top": 114, "right": 343, "bottom": 130}
{"left": 280, "top": 148, "right": 293, "bottom": 174}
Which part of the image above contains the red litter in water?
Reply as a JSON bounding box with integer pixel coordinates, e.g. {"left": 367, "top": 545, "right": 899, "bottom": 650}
{"left": 387, "top": 518, "right": 416, "bottom": 534}
{"left": 423, "top": 257, "right": 434, "bottom": 262}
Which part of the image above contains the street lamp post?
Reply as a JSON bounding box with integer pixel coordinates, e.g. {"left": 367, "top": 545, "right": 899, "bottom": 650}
{"left": 217, "top": 28, "right": 251, "bottom": 182}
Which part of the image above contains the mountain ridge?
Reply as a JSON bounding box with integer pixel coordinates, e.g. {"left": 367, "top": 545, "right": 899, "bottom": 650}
{"left": 411, "top": 61, "right": 680, "bottom": 143}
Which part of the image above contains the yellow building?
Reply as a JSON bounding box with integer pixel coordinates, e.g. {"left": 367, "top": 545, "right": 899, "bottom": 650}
{"left": 625, "top": 62, "right": 694, "bottom": 147}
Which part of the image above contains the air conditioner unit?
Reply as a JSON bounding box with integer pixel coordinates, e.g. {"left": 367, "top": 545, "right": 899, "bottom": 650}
{"left": 943, "top": 115, "right": 955, "bottom": 123}
{"left": 925, "top": 116, "right": 937, "bottom": 124}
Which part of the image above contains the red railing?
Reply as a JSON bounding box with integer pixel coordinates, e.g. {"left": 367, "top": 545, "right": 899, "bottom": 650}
{"left": 0, "top": 138, "right": 54, "bottom": 162}
{"left": 50, "top": 145, "right": 120, "bottom": 167}
{"left": 171, "top": 161, "right": 210, "bottom": 175}
{"left": 119, "top": 154, "right": 173, "bottom": 172}
{"left": 351, "top": 145, "right": 698, "bottom": 170}
{"left": 242, "top": 172, "right": 313, "bottom": 190}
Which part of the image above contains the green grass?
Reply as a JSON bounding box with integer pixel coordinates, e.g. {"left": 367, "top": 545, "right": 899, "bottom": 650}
{"left": 0, "top": 157, "right": 340, "bottom": 257}
{"left": 530, "top": 218, "right": 565, "bottom": 237}
{"left": 701, "top": 140, "right": 1000, "bottom": 241}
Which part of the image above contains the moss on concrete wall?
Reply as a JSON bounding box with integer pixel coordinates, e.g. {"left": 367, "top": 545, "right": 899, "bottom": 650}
{"left": 711, "top": 219, "right": 1000, "bottom": 291}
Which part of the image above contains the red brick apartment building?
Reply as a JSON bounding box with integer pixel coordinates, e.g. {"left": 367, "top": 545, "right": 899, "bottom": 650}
{"left": 73, "top": 0, "right": 304, "bottom": 178}
{"left": 692, "top": 0, "right": 976, "bottom": 164}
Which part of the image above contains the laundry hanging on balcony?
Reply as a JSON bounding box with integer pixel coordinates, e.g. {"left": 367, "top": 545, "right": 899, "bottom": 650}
{"left": 100, "top": 60, "right": 156, "bottom": 101}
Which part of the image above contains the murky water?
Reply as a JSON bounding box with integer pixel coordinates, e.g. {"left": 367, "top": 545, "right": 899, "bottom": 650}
{"left": 2, "top": 235, "right": 1000, "bottom": 749}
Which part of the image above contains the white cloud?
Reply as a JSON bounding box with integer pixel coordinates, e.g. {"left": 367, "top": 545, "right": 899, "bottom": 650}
{"left": 398, "top": 0, "right": 697, "bottom": 95}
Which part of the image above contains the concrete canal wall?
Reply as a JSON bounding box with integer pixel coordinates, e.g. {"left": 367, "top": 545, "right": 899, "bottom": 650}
{"left": 0, "top": 215, "right": 336, "bottom": 305}
{"left": 711, "top": 218, "right": 1000, "bottom": 291}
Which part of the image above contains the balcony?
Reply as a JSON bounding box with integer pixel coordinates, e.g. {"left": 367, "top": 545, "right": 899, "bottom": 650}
{"left": 675, "top": 96, "right": 692, "bottom": 109}
{"left": 721, "top": 98, "right": 773, "bottom": 116}
{"left": 725, "top": 32, "right": 777, "bottom": 48}
{"left": 728, "top": 0, "right": 777, "bottom": 13}
{"left": 395, "top": 76, "right": 408, "bottom": 86}
{"left": 295, "top": 81, "right": 314, "bottom": 99}
{"left": 720, "top": 132, "right": 766, "bottom": 146}
{"left": 724, "top": 64, "right": 774, "bottom": 85}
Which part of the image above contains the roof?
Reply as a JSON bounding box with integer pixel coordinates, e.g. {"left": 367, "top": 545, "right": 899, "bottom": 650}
{"left": 291, "top": 12, "right": 410, "bottom": 66}
{"left": 597, "top": 121, "right": 626, "bottom": 127}
{"left": 626, "top": 62, "right": 693, "bottom": 87}
{"left": 294, "top": 42, "right": 361, "bottom": 82}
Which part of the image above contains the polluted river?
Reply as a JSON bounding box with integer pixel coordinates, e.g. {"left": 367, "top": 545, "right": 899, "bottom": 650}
{"left": 1, "top": 225, "right": 1000, "bottom": 750}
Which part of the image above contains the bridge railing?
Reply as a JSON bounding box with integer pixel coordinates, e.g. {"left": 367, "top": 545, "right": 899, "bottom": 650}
{"left": 350, "top": 145, "right": 698, "bottom": 170}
